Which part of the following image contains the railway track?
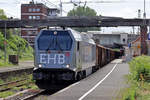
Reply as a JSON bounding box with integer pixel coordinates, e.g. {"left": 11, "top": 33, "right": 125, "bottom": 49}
{"left": 0, "top": 78, "right": 44, "bottom": 100}
{"left": 2, "top": 82, "right": 69, "bottom": 100}
{"left": 0, "top": 78, "right": 31, "bottom": 92}
{"left": 5, "top": 89, "right": 62, "bottom": 100}
{"left": 3, "top": 89, "right": 45, "bottom": 100}
{"left": 13, "top": 85, "right": 71, "bottom": 100}
{"left": 21, "top": 90, "right": 45, "bottom": 100}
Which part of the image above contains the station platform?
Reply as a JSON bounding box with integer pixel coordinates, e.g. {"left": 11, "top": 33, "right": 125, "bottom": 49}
{"left": 0, "top": 61, "right": 34, "bottom": 73}
{"left": 42, "top": 59, "right": 129, "bottom": 100}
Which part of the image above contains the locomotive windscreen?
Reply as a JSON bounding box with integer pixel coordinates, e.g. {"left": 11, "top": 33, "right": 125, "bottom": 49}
{"left": 38, "top": 30, "right": 72, "bottom": 51}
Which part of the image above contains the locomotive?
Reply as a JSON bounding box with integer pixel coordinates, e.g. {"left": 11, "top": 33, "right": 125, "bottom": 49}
{"left": 33, "top": 28, "right": 120, "bottom": 89}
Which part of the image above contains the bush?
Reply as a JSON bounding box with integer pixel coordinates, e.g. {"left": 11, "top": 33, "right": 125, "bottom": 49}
{"left": 0, "top": 32, "right": 33, "bottom": 63}
{"left": 120, "top": 56, "right": 150, "bottom": 100}
{"left": 123, "top": 89, "right": 136, "bottom": 100}
{"left": 129, "top": 56, "right": 150, "bottom": 81}
{"left": 0, "top": 32, "right": 7, "bottom": 50}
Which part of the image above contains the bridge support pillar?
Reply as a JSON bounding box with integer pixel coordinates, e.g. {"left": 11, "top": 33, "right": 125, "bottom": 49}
{"left": 140, "top": 26, "right": 148, "bottom": 55}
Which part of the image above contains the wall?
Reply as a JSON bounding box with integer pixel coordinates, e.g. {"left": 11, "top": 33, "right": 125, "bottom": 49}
{"left": 88, "top": 31, "right": 139, "bottom": 48}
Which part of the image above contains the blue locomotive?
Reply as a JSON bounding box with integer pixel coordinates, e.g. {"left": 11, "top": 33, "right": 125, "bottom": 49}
{"left": 33, "top": 28, "right": 120, "bottom": 89}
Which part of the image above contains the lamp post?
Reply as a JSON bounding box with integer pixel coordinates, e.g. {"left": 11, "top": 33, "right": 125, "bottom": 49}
{"left": 143, "top": 0, "right": 146, "bottom": 25}
{"left": 59, "top": 0, "right": 62, "bottom": 16}
{"left": 4, "top": 22, "right": 7, "bottom": 63}
{"left": 143, "top": 0, "right": 146, "bottom": 19}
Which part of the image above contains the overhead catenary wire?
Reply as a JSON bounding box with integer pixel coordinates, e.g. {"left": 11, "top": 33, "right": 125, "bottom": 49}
{"left": 46, "top": 0, "right": 68, "bottom": 13}
{"left": 5, "top": 11, "right": 18, "bottom": 18}
{"left": 41, "top": 0, "right": 68, "bottom": 14}
{"left": 45, "top": 0, "right": 58, "bottom": 8}
{"left": 41, "top": 0, "right": 55, "bottom": 7}
{"left": 58, "top": 0, "right": 126, "bottom": 15}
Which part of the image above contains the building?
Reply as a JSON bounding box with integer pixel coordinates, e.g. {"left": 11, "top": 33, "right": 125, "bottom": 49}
{"left": 123, "top": 36, "right": 141, "bottom": 62}
{"left": 88, "top": 31, "right": 139, "bottom": 48}
{"left": 21, "top": 1, "right": 60, "bottom": 47}
{"left": 130, "top": 36, "right": 141, "bottom": 57}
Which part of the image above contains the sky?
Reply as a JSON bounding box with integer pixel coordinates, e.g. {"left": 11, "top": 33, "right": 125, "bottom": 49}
{"left": 0, "top": 0, "right": 150, "bottom": 33}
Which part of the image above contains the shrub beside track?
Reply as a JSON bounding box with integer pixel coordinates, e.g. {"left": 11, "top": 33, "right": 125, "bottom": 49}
{"left": 120, "top": 56, "right": 150, "bottom": 100}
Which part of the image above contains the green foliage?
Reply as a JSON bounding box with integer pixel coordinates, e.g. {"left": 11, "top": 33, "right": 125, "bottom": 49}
{"left": 129, "top": 56, "right": 150, "bottom": 81}
{"left": 67, "top": 6, "right": 100, "bottom": 32}
{"left": 0, "top": 9, "right": 7, "bottom": 20}
{"left": 0, "top": 9, "right": 13, "bottom": 39}
{"left": 7, "top": 35, "right": 30, "bottom": 57}
{"left": 0, "top": 32, "right": 33, "bottom": 66}
{"left": 122, "top": 88, "right": 136, "bottom": 100}
{"left": 0, "top": 91, "right": 14, "bottom": 98}
{"left": 0, "top": 32, "right": 5, "bottom": 50}
{"left": 0, "top": 9, "right": 31, "bottom": 54}
{"left": 7, "top": 35, "right": 33, "bottom": 58}
{"left": 0, "top": 78, "right": 4, "bottom": 84}
{"left": 68, "top": 6, "right": 97, "bottom": 16}
{"left": 120, "top": 56, "right": 150, "bottom": 100}
{"left": 0, "top": 74, "right": 38, "bottom": 98}
{"left": 0, "top": 9, "right": 33, "bottom": 65}
{"left": 0, "top": 61, "right": 13, "bottom": 68}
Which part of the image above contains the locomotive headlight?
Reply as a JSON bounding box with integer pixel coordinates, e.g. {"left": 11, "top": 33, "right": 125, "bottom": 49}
{"left": 73, "top": 68, "right": 76, "bottom": 71}
{"left": 38, "top": 64, "right": 42, "bottom": 68}
{"left": 66, "top": 64, "right": 70, "bottom": 68}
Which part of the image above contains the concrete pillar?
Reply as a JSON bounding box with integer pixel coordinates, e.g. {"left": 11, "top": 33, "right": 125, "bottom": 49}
{"left": 140, "top": 26, "right": 148, "bottom": 55}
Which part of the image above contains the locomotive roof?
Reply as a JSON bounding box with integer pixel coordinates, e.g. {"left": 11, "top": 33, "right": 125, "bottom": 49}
{"left": 69, "top": 28, "right": 95, "bottom": 45}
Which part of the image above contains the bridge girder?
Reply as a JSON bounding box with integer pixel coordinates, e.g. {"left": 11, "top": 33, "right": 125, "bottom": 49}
{"left": 0, "top": 17, "right": 149, "bottom": 28}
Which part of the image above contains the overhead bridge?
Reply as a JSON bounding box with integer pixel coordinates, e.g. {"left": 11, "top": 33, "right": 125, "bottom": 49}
{"left": 0, "top": 16, "right": 149, "bottom": 55}
{"left": 0, "top": 16, "right": 149, "bottom": 28}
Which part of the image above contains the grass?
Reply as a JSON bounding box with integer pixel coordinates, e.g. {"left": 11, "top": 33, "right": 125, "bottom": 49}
{"left": 0, "top": 91, "right": 14, "bottom": 98}
{"left": 118, "top": 56, "right": 150, "bottom": 100}
{"left": 0, "top": 79, "right": 4, "bottom": 84}
{"left": 0, "top": 74, "right": 38, "bottom": 98}
{"left": 19, "top": 57, "right": 34, "bottom": 62}
{"left": 0, "top": 84, "right": 38, "bottom": 98}
{"left": 0, "top": 56, "right": 33, "bottom": 68}
{"left": 0, "top": 59, "right": 13, "bottom": 68}
{"left": 0, "top": 45, "right": 33, "bottom": 68}
{"left": 0, "top": 73, "right": 32, "bottom": 84}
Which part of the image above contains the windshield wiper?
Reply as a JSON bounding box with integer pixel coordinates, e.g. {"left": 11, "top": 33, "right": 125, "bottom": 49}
{"left": 46, "top": 37, "right": 54, "bottom": 51}
{"left": 56, "top": 36, "right": 63, "bottom": 51}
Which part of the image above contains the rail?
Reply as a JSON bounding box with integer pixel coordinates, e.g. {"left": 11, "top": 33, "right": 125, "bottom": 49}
{"left": 0, "top": 78, "right": 31, "bottom": 92}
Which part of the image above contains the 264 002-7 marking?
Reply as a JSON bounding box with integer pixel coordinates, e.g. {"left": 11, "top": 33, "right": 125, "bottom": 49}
{"left": 40, "top": 54, "right": 65, "bottom": 64}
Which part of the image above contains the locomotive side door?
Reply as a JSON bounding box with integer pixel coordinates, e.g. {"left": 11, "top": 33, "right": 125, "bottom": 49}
{"left": 76, "top": 41, "right": 82, "bottom": 70}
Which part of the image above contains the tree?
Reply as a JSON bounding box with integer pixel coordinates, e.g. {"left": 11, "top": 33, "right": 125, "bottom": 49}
{"left": 68, "top": 6, "right": 97, "bottom": 16}
{"left": 0, "top": 9, "right": 7, "bottom": 20}
{"left": 67, "top": 6, "right": 100, "bottom": 32}
{"left": 0, "top": 9, "right": 13, "bottom": 39}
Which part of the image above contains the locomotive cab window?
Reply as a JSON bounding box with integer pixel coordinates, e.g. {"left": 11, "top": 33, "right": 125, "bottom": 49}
{"left": 38, "top": 30, "right": 73, "bottom": 51}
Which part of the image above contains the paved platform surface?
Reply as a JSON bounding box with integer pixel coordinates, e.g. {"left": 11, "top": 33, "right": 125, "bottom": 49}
{"left": 0, "top": 61, "right": 34, "bottom": 73}
{"left": 34, "top": 59, "right": 129, "bottom": 100}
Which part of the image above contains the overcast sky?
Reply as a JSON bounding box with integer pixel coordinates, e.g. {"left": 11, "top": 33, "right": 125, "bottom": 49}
{"left": 0, "top": 0, "right": 150, "bottom": 33}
